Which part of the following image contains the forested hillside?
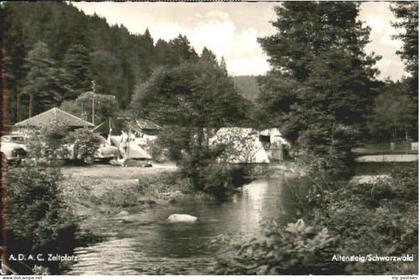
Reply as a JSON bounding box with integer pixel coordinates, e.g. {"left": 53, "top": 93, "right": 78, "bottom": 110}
{"left": 232, "top": 76, "right": 261, "bottom": 101}
{"left": 2, "top": 2, "right": 235, "bottom": 124}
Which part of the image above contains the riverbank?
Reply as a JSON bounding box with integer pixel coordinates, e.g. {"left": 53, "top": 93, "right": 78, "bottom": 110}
{"left": 215, "top": 163, "right": 418, "bottom": 275}
{"left": 59, "top": 163, "right": 191, "bottom": 239}
{"left": 63, "top": 177, "right": 294, "bottom": 274}
{"left": 58, "top": 162, "right": 300, "bottom": 274}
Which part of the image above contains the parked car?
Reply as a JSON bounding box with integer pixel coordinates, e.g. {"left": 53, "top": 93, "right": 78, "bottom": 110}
{"left": 1, "top": 132, "right": 118, "bottom": 166}
{"left": 0, "top": 134, "right": 28, "bottom": 164}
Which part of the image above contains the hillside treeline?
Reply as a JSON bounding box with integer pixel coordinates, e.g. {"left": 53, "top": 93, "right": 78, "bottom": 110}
{"left": 1, "top": 2, "right": 252, "bottom": 125}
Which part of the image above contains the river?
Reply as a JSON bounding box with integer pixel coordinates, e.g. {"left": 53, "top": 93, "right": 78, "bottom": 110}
{"left": 67, "top": 178, "right": 298, "bottom": 275}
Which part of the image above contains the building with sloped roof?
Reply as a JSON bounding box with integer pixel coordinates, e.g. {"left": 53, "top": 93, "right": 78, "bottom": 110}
{"left": 14, "top": 107, "right": 94, "bottom": 129}
{"left": 129, "top": 119, "right": 161, "bottom": 136}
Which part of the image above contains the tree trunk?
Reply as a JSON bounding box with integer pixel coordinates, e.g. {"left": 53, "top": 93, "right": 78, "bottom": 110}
{"left": 16, "top": 94, "right": 20, "bottom": 122}
{"left": 28, "top": 93, "right": 33, "bottom": 118}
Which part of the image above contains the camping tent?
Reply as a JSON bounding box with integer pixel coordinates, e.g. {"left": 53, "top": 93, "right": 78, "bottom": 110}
{"left": 110, "top": 136, "right": 152, "bottom": 160}
{"left": 259, "top": 128, "right": 289, "bottom": 146}
{"left": 259, "top": 128, "right": 290, "bottom": 161}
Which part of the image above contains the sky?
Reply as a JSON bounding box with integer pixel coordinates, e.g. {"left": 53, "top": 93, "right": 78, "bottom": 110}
{"left": 72, "top": 2, "right": 407, "bottom": 81}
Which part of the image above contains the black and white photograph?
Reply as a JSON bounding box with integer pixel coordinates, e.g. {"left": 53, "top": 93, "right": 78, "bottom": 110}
{"left": 0, "top": 1, "right": 418, "bottom": 277}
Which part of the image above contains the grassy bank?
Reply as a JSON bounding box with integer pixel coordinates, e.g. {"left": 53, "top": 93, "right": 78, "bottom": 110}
{"left": 58, "top": 165, "right": 191, "bottom": 239}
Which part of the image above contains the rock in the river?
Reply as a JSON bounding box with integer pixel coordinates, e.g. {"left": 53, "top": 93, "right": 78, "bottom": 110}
{"left": 167, "top": 214, "right": 198, "bottom": 223}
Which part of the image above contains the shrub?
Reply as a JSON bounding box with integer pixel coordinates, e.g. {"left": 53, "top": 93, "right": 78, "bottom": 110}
{"left": 26, "top": 123, "right": 71, "bottom": 164}
{"left": 144, "top": 138, "right": 169, "bottom": 163}
{"left": 197, "top": 164, "right": 251, "bottom": 201}
{"left": 154, "top": 127, "right": 251, "bottom": 200}
{"left": 215, "top": 164, "right": 418, "bottom": 275}
{"left": 7, "top": 166, "right": 78, "bottom": 274}
{"left": 310, "top": 165, "right": 418, "bottom": 274}
{"left": 65, "top": 128, "right": 101, "bottom": 163}
{"left": 25, "top": 125, "right": 101, "bottom": 165}
{"left": 215, "top": 219, "right": 342, "bottom": 275}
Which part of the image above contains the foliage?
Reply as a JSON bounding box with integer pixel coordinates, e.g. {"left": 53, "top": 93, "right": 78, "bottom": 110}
{"left": 311, "top": 165, "right": 418, "bottom": 274}
{"left": 7, "top": 165, "right": 78, "bottom": 274}
{"left": 232, "top": 75, "right": 261, "bottom": 102}
{"left": 62, "top": 43, "right": 92, "bottom": 101}
{"left": 76, "top": 92, "right": 119, "bottom": 125}
{"left": 216, "top": 164, "right": 418, "bottom": 275}
{"left": 197, "top": 164, "right": 251, "bottom": 201}
{"left": 59, "top": 92, "right": 120, "bottom": 126}
{"left": 60, "top": 171, "right": 191, "bottom": 212}
{"left": 391, "top": 2, "right": 418, "bottom": 87}
{"left": 391, "top": 2, "right": 418, "bottom": 141}
{"left": 130, "top": 61, "right": 249, "bottom": 127}
{"left": 25, "top": 123, "right": 101, "bottom": 165}
{"left": 136, "top": 171, "right": 193, "bottom": 196}
{"left": 215, "top": 219, "right": 341, "bottom": 275}
{"left": 26, "top": 123, "right": 71, "bottom": 164}
{"left": 138, "top": 137, "right": 166, "bottom": 163}
{"left": 154, "top": 35, "right": 199, "bottom": 67}
{"left": 20, "top": 41, "right": 65, "bottom": 118}
{"left": 64, "top": 128, "right": 101, "bottom": 163}
{"left": 59, "top": 100, "right": 83, "bottom": 118}
{"left": 152, "top": 126, "right": 256, "bottom": 200}
{"left": 2, "top": 2, "right": 212, "bottom": 124}
{"left": 130, "top": 57, "right": 254, "bottom": 199}
{"left": 257, "top": 2, "right": 380, "bottom": 176}
{"left": 368, "top": 80, "right": 417, "bottom": 142}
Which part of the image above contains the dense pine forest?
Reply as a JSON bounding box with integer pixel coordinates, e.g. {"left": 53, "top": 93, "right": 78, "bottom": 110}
{"left": 1, "top": 2, "right": 418, "bottom": 142}
{"left": 1, "top": 2, "right": 251, "bottom": 126}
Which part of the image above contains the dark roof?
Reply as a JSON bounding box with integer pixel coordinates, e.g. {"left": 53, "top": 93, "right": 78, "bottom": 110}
{"left": 92, "top": 118, "right": 161, "bottom": 135}
{"left": 14, "top": 107, "right": 94, "bottom": 128}
{"left": 134, "top": 119, "right": 161, "bottom": 130}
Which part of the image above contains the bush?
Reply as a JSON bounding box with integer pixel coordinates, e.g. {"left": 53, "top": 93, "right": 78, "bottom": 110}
{"left": 197, "top": 164, "right": 251, "bottom": 201}
{"left": 215, "top": 164, "right": 418, "bottom": 275}
{"left": 294, "top": 122, "right": 357, "bottom": 181}
{"left": 25, "top": 125, "right": 101, "bottom": 165}
{"left": 144, "top": 138, "right": 169, "bottom": 163}
{"left": 310, "top": 164, "right": 418, "bottom": 274}
{"left": 215, "top": 219, "right": 342, "bottom": 275}
{"left": 65, "top": 128, "right": 101, "bottom": 163}
{"left": 154, "top": 127, "right": 250, "bottom": 200}
{"left": 26, "top": 123, "right": 71, "bottom": 164}
{"left": 7, "top": 166, "right": 78, "bottom": 274}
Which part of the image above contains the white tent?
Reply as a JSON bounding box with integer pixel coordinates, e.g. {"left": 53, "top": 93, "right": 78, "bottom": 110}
{"left": 259, "top": 128, "right": 290, "bottom": 147}
{"left": 110, "top": 136, "right": 152, "bottom": 160}
{"left": 209, "top": 127, "right": 270, "bottom": 163}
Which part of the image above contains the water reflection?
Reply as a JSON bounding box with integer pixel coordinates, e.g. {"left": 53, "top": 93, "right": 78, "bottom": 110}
{"left": 69, "top": 178, "right": 296, "bottom": 274}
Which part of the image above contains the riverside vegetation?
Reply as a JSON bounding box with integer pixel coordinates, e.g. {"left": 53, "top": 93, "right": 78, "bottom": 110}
{"left": 212, "top": 2, "right": 418, "bottom": 275}
{"left": 2, "top": 1, "right": 417, "bottom": 276}
{"left": 214, "top": 162, "right": 418, "bottom": 275}
{"left": 5, "top": 124, "right": 103, "bottom": 274}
